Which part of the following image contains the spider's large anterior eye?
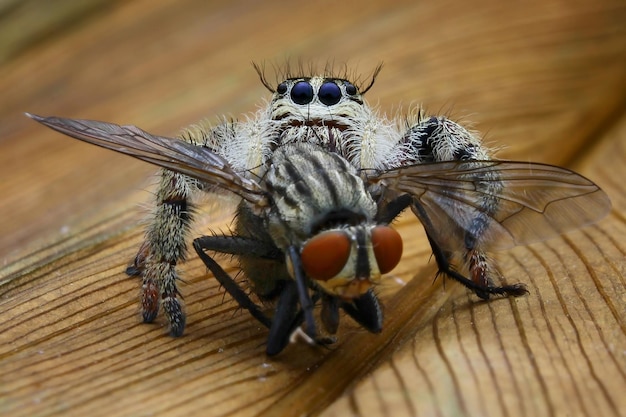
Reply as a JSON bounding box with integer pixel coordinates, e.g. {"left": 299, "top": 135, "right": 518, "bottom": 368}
{"left": 291, "top": 81, "right": 314, "bottom": 105}
{"left": 318, "top": 82, "right": 342, "bottom": 106}
{"left": 345, "top": 82, "right": 357, "bottom": 96}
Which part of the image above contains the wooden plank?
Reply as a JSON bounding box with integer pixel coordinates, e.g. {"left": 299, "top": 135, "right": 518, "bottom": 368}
{"left": 1, "top": 0, "right": 624, "bottom": 416}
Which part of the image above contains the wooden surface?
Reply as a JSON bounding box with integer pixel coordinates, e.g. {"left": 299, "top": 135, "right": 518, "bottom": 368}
{"left": 1, "top": 1, "right": 625, "bottom": 416}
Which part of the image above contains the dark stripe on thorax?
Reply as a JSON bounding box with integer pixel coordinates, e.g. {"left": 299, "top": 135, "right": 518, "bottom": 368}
{"left": 308, "top": 151, "right": 343, "bottom": 206}
{"left": 354, "top": 227, "right": 370, "bottom": 278}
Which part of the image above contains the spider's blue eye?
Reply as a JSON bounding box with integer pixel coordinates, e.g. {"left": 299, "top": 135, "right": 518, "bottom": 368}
{"left": 319, "top": 82, "right": 342, "bottom": 106}
{"left": 276, "top": 82, "right": 288, "bottom": 94}
{"left": 291, "top": 81, "right": 314, "bottom": 105}
{"left": 345, "top": 82, "right": 357, "bottom": 96}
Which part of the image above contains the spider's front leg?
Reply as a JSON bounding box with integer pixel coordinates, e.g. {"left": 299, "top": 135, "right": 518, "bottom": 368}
{"left": 127, "top": 168, "right": 197, "bottom": 336}
{"left": 126, "top": 118, "right": 247, "bottom": 336}
{"left": 402, "top": 114, "right": 527, "bottom": 298}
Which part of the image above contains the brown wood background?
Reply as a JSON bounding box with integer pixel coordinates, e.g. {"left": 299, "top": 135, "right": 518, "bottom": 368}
{"left": 1, "top": 0, "right": 625, "bottom": 416}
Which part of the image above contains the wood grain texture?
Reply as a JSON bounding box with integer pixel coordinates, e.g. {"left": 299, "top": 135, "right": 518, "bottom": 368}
{"left": 1, "top": 0, "right": 625, "bottom": 416}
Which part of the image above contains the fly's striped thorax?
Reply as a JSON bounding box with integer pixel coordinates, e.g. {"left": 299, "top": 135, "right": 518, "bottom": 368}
{"left": 263, "top": 143, "right": 377, "bottom": 249}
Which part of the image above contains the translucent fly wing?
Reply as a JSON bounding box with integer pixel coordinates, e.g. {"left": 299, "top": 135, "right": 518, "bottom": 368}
{"left": 26, "top": 114, "right": 266, "bottom": 206}
{"left": 372, "top": 160, "right": 611, "bottom": 252}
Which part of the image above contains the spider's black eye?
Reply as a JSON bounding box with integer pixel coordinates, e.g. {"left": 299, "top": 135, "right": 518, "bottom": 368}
{"left": 276, "top": 82, "right": 288, "bottom": 94}
{"left": 318, "top": 82, "right": 342, "bottom": 106}
{"left": 345, "top": 82, "right": 357, "bottom": 96}
{"left": 291, "top": 81, "right": 314, "bottom": 105}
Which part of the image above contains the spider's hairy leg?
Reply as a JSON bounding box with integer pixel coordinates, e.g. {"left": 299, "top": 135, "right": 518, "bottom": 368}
{"left": 125, "top": 120, "right": 228, "bottom": 336}
{"left": 401, "top": 113, "right": 489, "bottom": 163}
{"left": 135, "top": 168, "right": 196, "bottom": 336}
{"left": 403, "top": 114, "right": 527, "bottom": 298}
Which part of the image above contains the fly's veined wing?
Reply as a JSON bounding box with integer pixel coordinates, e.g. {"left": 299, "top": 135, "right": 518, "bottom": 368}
{"left": 371, "top": 160, "right": 611, "bottom": 252}
{"left": 26, "top": 114, "right": 266, "bottom": 206}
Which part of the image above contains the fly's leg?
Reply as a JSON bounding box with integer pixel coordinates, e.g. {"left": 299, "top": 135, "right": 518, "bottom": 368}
{"left": 401, "top": 114, "right": 527, "bottom": 298}
{"left": 320, "top": 295, "right": 340, "bottom": 335}
{"left": 193, "top": 235, "right": 276, "bottom": 329}
{"left": 341, "top": 289, "right": 383, "bottom": 333}
{"left": 287, "top": 246, "right": 318, "bottom": 342}
{"left": 193, "top": 235, "right": 311, "bottom": 355}
{"left": 424, "top": 229, "right": 527, "bottom": 298}
{"left": 127, "top": 169, "right": 197, "bottom": 336}
{"left": 266, "top": 280, "right": 301, "bottom": 355}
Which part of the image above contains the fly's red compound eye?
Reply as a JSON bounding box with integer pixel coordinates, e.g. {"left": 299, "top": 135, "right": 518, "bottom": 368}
{"left": 371, "top": 226, "right": 403, "bottom": 274}
{"left": 301, "top": 231, "right": 351, "bottom": 281}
